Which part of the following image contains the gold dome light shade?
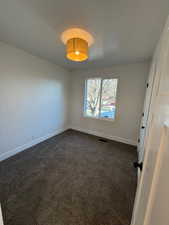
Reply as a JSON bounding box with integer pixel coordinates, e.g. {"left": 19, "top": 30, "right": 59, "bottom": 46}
{"left": 61, "top": 28, "right": 94, "bottom": 62}
{"left": 66, "top": 38, "right": 88, "bottom": 62}
{"left": 61, "top": 28, "right": 94, "bottom": 46}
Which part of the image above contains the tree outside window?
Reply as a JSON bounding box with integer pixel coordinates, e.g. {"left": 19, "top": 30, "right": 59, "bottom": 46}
{"left": 84, "top": 78, "right": 118, "bottom": 120}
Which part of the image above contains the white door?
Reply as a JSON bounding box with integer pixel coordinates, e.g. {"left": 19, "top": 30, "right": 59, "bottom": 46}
{"left": 143, "top": 122, "right": 169, "bottom": 225}
{"left": 0, "top": 205, "right": 4, "bottom": 225}
{"left": 131, "top": 14, "right": 169, "bottom": 225}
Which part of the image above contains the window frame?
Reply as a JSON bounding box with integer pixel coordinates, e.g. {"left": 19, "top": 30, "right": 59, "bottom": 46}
{"left": 83, "top": 77, "right": 119, "bottom": 122}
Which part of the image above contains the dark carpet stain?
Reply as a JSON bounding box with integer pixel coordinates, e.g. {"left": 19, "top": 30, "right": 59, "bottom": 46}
{"left": 0, "top": 129, "right": 137, "bottom": 225}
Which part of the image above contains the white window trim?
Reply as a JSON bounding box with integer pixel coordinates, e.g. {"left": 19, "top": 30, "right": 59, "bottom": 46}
{"left": 83, "top": 77, "right": 119, "bottom": 122}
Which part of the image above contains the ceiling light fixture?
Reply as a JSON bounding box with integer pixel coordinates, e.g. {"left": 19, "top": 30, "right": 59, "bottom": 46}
{"left": 61, "top": 28, "right": 94, "bottom": 62}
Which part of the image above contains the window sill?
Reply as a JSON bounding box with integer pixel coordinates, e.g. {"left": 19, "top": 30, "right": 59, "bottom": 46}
{"left": 83, "top": 115, "right": 115, "bottom": 122}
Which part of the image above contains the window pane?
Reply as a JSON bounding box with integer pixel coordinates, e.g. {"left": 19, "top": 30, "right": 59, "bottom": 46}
{"left": 100, "top": 79, "right": 118, "bottom": 119}
{"left": 85, "top": 79, "right": 101, "bottom": 117}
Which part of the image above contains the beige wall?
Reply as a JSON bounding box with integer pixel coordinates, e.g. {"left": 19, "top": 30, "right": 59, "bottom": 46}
{"left": 69, "top": 63, "right": 149, "bottom": 145}
{"left": 0, "top": 41, "right": 70, "bottom": 160}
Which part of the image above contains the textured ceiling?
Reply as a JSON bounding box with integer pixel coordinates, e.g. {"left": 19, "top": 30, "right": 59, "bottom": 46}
{"left": 0, "top": 0, "right": 169, "bottom": 70}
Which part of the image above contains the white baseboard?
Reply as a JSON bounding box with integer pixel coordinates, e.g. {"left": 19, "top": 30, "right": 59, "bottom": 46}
{"left": 0, "top": 126, "right": 137, "bottom": 162}
{"left": 0, "top": 127, "right": 68, "bottom": 162}
{"left": 70, "top": 126, "right": 137, "bottom": 146}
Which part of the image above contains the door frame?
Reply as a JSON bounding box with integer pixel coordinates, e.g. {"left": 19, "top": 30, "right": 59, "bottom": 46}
{"left": 131, "top": 14, "right": 169, "bottom": 225}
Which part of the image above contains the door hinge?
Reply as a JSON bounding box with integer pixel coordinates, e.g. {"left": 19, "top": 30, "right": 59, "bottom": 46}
{"left": 133, "top": 161, "right": 143, "bottom": 171}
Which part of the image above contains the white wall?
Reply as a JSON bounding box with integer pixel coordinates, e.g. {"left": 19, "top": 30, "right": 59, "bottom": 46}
{"left": 0, "top": 41, "right": 70, "bottom": 160}
{"left": 0, "top": 41, "right": 149, "bottom": 161}
{"left": 69, "top": 63, "right": 149, "bottom": 145}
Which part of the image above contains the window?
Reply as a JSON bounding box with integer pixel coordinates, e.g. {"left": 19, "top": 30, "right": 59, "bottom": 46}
{"left": 84, "top": 78, "right": 118, "bottom": 120}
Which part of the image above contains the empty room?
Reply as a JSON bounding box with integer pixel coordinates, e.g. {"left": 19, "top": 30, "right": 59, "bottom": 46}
{"left": 0, "top": 1, "right": 169, "bottom": 225}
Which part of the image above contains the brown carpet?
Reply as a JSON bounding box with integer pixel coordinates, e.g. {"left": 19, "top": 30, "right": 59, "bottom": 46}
{"left": 0, "top": 129, "right": 137, "bottom": 225}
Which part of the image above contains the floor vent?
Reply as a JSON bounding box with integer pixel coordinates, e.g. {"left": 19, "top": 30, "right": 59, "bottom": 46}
{"left": 99, "top": 138, "right": 108, "bottom": 143}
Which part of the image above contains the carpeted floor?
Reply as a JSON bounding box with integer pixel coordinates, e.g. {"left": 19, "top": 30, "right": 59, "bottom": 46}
{"left": 0, "top": 129, "right": 137, "bottom": 225}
